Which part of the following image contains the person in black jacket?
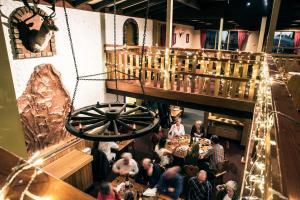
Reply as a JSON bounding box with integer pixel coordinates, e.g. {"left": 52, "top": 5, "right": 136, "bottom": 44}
{"left": 190, "top": 120, "right": 206, "bottom": 138}
{"left": 135, "top": 158, "right": 163, "bottom": 188}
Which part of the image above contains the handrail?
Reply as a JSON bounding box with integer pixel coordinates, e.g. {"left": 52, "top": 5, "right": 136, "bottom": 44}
{"left": 240, "top": 55, "right": 300, "bottom": 200}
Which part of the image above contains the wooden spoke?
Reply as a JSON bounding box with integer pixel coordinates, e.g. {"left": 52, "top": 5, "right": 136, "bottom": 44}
{"left": 120, "top": 116, "right": 153, "bottom": 121}
{"left": 117, "top": 104, "right": 127, "bottom": 114}
{"left": 70, "top": 116, "right": 102, "bottom": 120}
{"left": 122, "top": 106, "right": 140, "bottom": 115}
{"left": 91, "top": 106, "right": 106, "bottom": 115}
{"left": 121, "top": 112, "right": 150, "bottom": 117}
{"left": 80, "top": 111, "right": 101, "bottom": 117}
{"left": 95, "top": 121, "right": 111, "bottom": 135}
{"left": 116, "top": 119, "right": 134, "bottom": 130}
{"left": 113, "top": 120, "right": 120, "bottom": 135}
{"left": 71, "top": 119, "right": 101, "bottom": 126}
{"left": 82, "top": 120, "right": 108, "bottom": 132}
{"left": 120, "top": 118, "right": 151, "bottom": 126}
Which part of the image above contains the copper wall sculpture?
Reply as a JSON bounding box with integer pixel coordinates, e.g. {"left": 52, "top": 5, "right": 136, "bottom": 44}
{"left": 17, "top": 64, "right": 72, "bottom": 154}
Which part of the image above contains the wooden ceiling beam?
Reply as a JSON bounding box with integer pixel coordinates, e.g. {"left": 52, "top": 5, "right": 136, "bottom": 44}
{"left": 124, "top": 0, "right": 165, "bottom": 15}
{"left": 174, "top": 0, "right": 200, "bottom": 10}
{"left": 91, "top": 0, "right": 114, "bottom": 10}
{"left": 72, "top": 0, "right": 92, "bottom": 7}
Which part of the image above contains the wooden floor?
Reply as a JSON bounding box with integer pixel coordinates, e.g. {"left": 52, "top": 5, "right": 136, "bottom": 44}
{"left": 106, "top": 80, "right": 255, "bottom": 119}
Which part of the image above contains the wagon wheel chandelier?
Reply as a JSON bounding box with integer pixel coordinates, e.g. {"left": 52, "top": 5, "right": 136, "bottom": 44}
{"left": 63, "top": 0, "right": 159, "bottom": 141}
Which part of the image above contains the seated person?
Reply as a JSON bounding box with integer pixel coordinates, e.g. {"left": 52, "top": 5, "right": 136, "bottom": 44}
{"left": 98, "top": 142, "right": 119, "bottom": 162}
{"left": 97, "top": 182, "right": 121, "bottom": 200}
{"left": 202, "top": 135, "right": 224, "bottom": 172}
{"left": 185, "top": 143, "right": 200, "bottom": 166}
{"left": 124, "top": 191, "right": 134, "bottom": 200}
{"left": 190, "top": 120, "right": 205, "bottom": 138}
{"left": 216, "top": 180, "right": 239, "bottom": 200}
{"left": 156, "top": 166, "right": 183, "bottom": 199}
{"left": 135, "top": 158, "right": 163, "bottom": 188}
{"left": 112, "top": 152, "right": 139, "bottom": 176}
{"left": 186, "top": 170, "right": 212, "bottom": 200}
{"left": 155, "top": 137, "right": 176, "bottom": 167}
{"left": 169, "top": 117, "right": 185, "bottom": 138}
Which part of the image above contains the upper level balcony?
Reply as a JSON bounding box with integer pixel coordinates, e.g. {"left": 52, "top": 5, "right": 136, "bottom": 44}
{"left": 105, "top": 45, "right": 263, "bottom": 118}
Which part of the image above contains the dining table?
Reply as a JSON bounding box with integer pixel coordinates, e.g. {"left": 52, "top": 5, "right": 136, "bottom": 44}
{"left": 111, "top": 176, "right": 183, "bottom": 200}
{"left": 165, "top": 135, "right": 212, "bottom": 159}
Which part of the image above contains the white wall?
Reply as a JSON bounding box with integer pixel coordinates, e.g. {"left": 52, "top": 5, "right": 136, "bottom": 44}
{"left": 172, "top": 24, "right": 200, "bottom": 49}
{"left": 0, "top": 0, "right": 105, "bottom": 109}
{"left": 104, "top": 13, "right": 153, "bottom": 46}
{"left": 244, "top": 31, "right": 259, "bottom": 52}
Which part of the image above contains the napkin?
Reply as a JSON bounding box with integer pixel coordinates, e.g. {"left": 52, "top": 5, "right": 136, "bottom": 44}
{"left": 116, "top": 182, "right": 125, "bottom": 192}
{"left": 143, "top": 188, "right": 157, "bottom": 197}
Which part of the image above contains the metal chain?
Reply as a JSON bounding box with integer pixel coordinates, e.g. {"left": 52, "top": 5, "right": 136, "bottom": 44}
{"left": 62, "top": 0, "right": 79, "bottom": 117}
{"left": 113, "top": 0, "right": 119, "bottom": 103}
{"left": 139, "top": 0, "right": 150, "bottom": 109}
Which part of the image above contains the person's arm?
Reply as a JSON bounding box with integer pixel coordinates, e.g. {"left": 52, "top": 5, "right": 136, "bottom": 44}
{"left": 203, "top": 148, "right": 213, "bottom": 159}
{"left": 129, "top": 160, "right": 139, "bottom": 176}
{"left": 181, "top": 125, "right": 185, "bottom": 135}
{"left": 156, "top": 174, "right": 166, "bottom": 192}
{"left": 135, "top": 167, "right": 145, "bottom": 185}
{"left": 149, "top": 164, "right": 162, "bottom": 188}
{"left": 190, "top": 126, "right": 195, "bottom": 137}
{"left": 112, "top": 160, "right": 121, "bottom": 174}
{"left": 110, "top": 142, "right": 119, "bottom": 150}
{"left": 172, "top": 175, "right": 183, "bottom": 199}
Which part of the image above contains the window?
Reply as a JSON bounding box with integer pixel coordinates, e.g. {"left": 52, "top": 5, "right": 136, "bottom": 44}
{"left": 221, "top": 31, "right": 229, "bottom": 50}
{"left": 228, "top": 31, "right": 238, "bottom": 50}
{"left": 205, "top": 31, "right": 217, "bottom": 49}
{"left": 272, "top": 31, "right": 295, "bottom": 54}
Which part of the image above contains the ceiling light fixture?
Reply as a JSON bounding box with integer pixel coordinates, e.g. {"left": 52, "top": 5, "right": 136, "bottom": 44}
{"left": 246, "top": 2, "right": 251, "bottom": 7}
{"left": 264, "top": 0, "right": 268, "bottom": 7}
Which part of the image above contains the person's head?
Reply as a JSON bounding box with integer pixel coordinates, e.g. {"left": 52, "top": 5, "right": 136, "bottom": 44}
{"left": 142, "top": 158, "right": 152, "bottom": 170}
{"left": 124, "top": 191, "right": 134, "bottom": 200}
{"left": 210, "top": 135, "right": 220, "bottom": 145}
{"left": 165, "top": 166, "right": 180, "bottom": 179}
{"left": 175, "top": 117, "right": 181, "bottom": 126}
{"left": 195, "top": 120, "right": 202, "bottom": 129}
{"left": 225, "top": 180, "right": 238, "bottom": 198}
{"left": 121, "top": 152, "right": 132, "bottom": 165}
{"left": 158, "top": 137, "right": 167, "bottom": 149}
{"left": 197, "top": 170, "right": 207, "bottom": 183}
{"left": 99, "top": 182, "right": 113, "bottom": 196}
{"left": 190, "top": 143, "right": 200, "bottom": 157}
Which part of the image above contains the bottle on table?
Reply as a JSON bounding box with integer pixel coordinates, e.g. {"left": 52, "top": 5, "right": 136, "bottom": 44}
{"left": 125, "top": 175, "right": 130, "bottom": 189}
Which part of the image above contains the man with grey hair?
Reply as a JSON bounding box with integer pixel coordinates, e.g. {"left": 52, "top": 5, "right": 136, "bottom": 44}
{"left": 190, "top": 120, "right": 205, "bottom": 138}
{"left": 135, "top": 158, "right": 163, "bottom": 188}
{"left": 186, "top": 170, "right": 212, "bottom": 200}
{"left": 112, "top": 152, "right": 139, "bottom": 176}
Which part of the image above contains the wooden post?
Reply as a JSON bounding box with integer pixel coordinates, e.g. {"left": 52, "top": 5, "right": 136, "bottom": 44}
{"left": 265, "top": 0, "right": 282, "bottom": 53}
{"left": 153, "top": 55, "right": 158, "bottom": 87}
{"left": 165, "top": 0, "right": 173, "bottom": 48}
{"left": 171, "top": 55, "right": 176, "bottom": 90}
{"left": 257, "top": 17, "right": 267, "bottom": 53}
{"left": 222, "top": 61, "right": 231, "bottom": 97}
{"left": 183, "top": 58, "right": 189, "bottom": 92}
{"left": 239, "top": 63, "right": 249, "bottom": 99}
{"left": 160, "top": 57, "right": 165, "bottom": 88}
{"left": 217, "top": 18, "right": 224, "bottom": 51}
{"left": 214, "top": 61, "right": 222, "bottom": 96}
{"left": 191, "top": 57, "right": 197, "bottom": 93}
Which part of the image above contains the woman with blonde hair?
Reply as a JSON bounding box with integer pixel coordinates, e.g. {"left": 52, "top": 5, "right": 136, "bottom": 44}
{"left": 169, "top": 117, "right": 185, "bottom": 138}
{"left": 216, "top": 180, "right": 239, "bottom": 200}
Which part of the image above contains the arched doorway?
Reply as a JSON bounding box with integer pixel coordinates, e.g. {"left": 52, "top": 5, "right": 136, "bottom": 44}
{"left": 123, "top": 18, "right": 139, "bottom": 45}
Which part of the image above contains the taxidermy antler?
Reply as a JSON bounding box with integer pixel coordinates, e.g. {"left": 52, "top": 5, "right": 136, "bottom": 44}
{"left": 21, "top": 0, "right": 58, "bottom": 52}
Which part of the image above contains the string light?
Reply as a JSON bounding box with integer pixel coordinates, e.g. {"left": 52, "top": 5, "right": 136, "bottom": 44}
{"left": 240, "top": 56, "right": 274, "bottom": 199}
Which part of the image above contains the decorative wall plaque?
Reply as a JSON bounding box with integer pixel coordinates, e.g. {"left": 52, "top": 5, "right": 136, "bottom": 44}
{"left": 10, "top": 6, "right": 57, "bottom": 59}
{"left": 17, "top": 64, "right": 72, "bottom": 154}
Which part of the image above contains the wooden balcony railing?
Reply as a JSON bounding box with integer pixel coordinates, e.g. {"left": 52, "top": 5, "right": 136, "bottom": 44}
{"left": 105, "top": 46, "right": 263, "bottom": 103}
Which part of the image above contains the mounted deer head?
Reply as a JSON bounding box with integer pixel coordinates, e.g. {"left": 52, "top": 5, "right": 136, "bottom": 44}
{"left": 21, "top": 0, "right": 59, "bottom": 53}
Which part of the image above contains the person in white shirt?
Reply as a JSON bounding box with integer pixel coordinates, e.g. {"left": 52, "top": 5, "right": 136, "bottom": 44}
{"left": 169, "top": 117, "right": 185, "bottom": 138}
{"left": 112, "top": 152, "right": 139, "bottom": 176}
{"left": 98, "top": 142, "right": 119, "bottom": 162}
{"left": 154, "top": 137, "right": 179, "bottom": 167}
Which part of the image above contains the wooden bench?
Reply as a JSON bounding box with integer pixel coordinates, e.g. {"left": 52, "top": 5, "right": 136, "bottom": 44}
{"left": 43, "top": 149, "right": 93, "bottom": 191}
